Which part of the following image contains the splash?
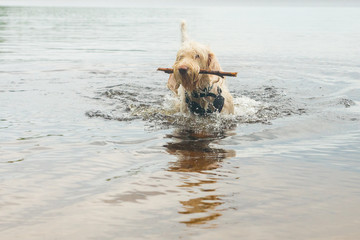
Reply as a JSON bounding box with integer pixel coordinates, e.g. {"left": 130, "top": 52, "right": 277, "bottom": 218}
{"left": 86, "top": 85, "right": 306, "bottom": 132}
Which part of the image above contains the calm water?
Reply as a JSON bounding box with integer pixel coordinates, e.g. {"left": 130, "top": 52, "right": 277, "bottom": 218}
{"left": 1, "top": 6, "right": 360, "bottom": 240}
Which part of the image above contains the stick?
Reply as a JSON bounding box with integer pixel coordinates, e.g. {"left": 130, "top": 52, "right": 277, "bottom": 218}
{"left": 157, "top": 67, "right": 237, "bottom": 78}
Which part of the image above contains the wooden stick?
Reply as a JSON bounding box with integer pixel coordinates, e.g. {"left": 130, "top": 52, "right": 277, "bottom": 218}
{"left": 157, "top": 67, "right": 237, "bottom": 78}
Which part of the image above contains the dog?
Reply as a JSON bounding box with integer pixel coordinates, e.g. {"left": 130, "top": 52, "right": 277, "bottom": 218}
{"left": 167, "top": 21, "right": 234, "bottom": 115}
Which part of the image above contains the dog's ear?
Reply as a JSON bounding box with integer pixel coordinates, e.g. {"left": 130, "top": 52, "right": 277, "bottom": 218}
{"left": 167, "top": 74, "right": 180, "bottom": 96}
{"left": 207, "top": 52, "right": 221, "bottom": 71}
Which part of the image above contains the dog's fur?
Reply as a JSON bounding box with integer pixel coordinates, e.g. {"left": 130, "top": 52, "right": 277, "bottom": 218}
{"left": 167, "top": 21, "right": 234, "bottom": 115}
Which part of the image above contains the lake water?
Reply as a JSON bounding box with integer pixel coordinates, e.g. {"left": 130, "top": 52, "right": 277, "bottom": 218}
{"left": 1, "top": 6, "right": 360, "bottom": 240}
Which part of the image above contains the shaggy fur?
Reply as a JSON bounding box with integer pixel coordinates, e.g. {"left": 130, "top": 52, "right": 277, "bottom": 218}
{"left": 167, "top": 21, "right": 234, "bottom": 115}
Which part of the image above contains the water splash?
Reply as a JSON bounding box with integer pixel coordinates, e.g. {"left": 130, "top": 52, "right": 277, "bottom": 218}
{"left": 86, "top": 85, "right": 306, "bottom": 132}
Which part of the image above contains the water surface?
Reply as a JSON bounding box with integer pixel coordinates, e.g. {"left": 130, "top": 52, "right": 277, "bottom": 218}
{"left": 1, "top": 6, "right": 360, "bottom": 240}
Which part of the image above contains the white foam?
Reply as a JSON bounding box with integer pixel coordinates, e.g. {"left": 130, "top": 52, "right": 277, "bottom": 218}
{"left": 233, "top": 96, "right": 264, "bottom": 118}
{"left": 162, "top": 93, "right": 181, "bottom": 114}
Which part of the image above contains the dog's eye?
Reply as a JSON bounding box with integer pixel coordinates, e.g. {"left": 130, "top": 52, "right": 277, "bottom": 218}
{"left": 195, "top": 54, "right": 200, "bottom": 59}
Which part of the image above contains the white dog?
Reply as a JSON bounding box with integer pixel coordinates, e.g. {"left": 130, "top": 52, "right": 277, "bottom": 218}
{"left": 167, "top": 21, "right": 234, "bottom": 115}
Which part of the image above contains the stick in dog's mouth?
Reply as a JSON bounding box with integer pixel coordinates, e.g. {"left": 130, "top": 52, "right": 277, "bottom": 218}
{"left": 157, "top": 67, "right": 237, "bottom": 78}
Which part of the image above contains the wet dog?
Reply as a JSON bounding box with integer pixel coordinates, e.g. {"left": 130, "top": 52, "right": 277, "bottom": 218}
{"left": 167, "top": 21, "right": 234, "bottom": 115}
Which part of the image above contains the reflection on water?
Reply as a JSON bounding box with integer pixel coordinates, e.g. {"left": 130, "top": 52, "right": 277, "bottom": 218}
{"left": 165, "top": 129, "right": 236, "bottom": 226}
{"left": 165, "top": 129, "right": 236, "bottom": 172}
{"left": 179, "top": 195, "right": 223, "bottom": 226}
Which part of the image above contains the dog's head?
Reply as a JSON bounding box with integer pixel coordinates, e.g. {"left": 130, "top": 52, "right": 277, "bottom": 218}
{"left": 172, "top": 41, "right": 221, "bottom": 92}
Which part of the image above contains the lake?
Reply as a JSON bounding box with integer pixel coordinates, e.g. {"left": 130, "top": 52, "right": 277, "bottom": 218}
{"left": 1, "top": 6, "right": 360, "bottom": 239}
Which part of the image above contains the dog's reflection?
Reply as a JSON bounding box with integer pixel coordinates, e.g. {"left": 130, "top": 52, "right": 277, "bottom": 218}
{"left": 164, "top": 129, "right": 236, "bottom": 226}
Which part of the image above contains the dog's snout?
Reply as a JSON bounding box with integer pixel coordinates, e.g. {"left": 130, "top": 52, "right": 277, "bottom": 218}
{"left": 178, "top": 66, "right": 188, "bottom": 75}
